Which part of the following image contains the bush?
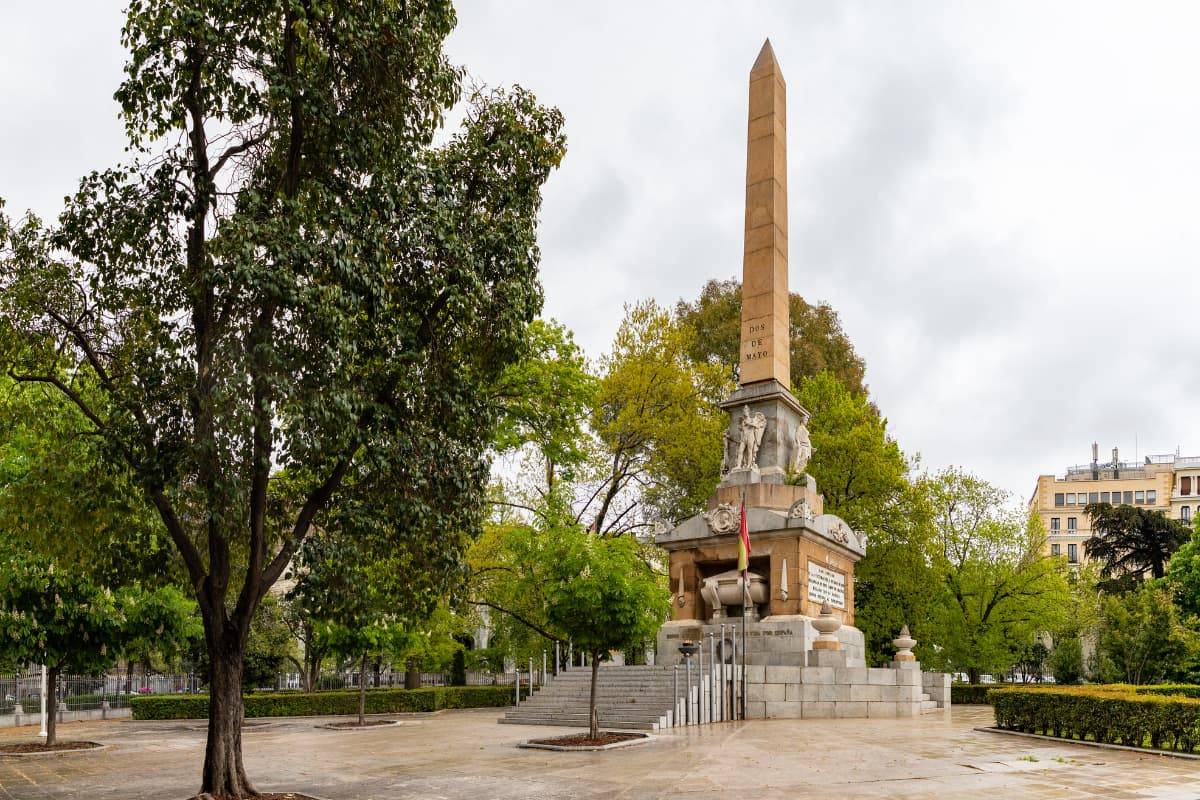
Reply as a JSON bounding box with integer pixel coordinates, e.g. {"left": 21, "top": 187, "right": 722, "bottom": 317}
{"left": 131, "top": 685, "right": 529, "bottom": 720}
{"left": 989, "top": 685, "right": 1200, "bottom": 753}
{"left": 951, "top": 684, "right": 993, "bottom": 705}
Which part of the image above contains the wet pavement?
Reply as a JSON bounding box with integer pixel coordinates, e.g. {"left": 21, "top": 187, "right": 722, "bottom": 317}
{"left": 1, "top": 706, "right": 1197, "bottom": 799}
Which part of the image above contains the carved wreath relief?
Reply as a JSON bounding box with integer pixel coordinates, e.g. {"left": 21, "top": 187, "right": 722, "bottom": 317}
{"left": 702, "top": 502, "right": 740, "bottom": 534}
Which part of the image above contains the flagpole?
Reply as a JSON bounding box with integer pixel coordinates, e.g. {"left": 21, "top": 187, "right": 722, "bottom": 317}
{"left": 740, "top": 489, "right": 747, "bottom": 721}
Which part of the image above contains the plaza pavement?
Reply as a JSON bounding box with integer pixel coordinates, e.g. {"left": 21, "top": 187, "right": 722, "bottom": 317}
{"left": 1, "top": 706, "right": 1198, "bottom": 799}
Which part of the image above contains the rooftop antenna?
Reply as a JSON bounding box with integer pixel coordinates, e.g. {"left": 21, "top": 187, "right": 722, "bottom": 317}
{"left": 1091, "top": 442, "right": 1099, "bottom": 479}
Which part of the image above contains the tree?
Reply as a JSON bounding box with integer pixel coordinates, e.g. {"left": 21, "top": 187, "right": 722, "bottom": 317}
{"left": 0, "top": 554, "right": 121, "bottom": 745}
{"left": 1084, "top": 503, "right": 1190, "bottom": 589}
{"left": 117, "top": 583, "right": 202, "bottom": 694}
{"left": 543, "top": 529, "right": 668, "bottom": 739}
{"left": 1048, "top": 634, "right": 1084, "bottom": 684}
{"left": 923, "top": 470, "right": 1070, "bottom": 682}
{"left": 0, "top": 2, "right": 565, "bottom": 793}
{"left": 490, "top": 319, "right": 597, "bottom": 487}
{"left": 585, "top": 301, "right": 727, "bottom": 531}
{"left": 792, "top": 372, "right": 908, "bottom": 533}
{"left": 1166, "top": 526, "right": 1200, "bottom": 619}
{"left": 675, "top": 278, "right": 867, "bottom": 396}
{"left": 1094, "top": 582, "right": 1197, "bottom": 684}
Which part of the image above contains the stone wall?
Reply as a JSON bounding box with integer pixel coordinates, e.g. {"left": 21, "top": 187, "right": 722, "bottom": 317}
{"left": 744, "top": 662, "right": 924, "bottom": 719}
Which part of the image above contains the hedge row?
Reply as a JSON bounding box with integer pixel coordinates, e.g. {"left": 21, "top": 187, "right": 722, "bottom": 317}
{"left": 951, "top": 685, "right": 993, "bottom": 705}
{"left": 131, "top": 686, "right": 529, "bottom": 721}
{"left": 989, "top": 685, "right": 1200, "bottom": 753}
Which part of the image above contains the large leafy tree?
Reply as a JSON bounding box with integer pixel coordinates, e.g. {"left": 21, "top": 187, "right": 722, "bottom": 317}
{"left": 1085, "top": 503, "right": 1191, "bottom": 589}
{"left": 675, "top": 278, "right": 867, "bottom": 395}
{"left": 0, "top": 1, "right": 564, "bottom": 794}
{"left": 923, "top": 470, "right": 1070, "bottom": 682}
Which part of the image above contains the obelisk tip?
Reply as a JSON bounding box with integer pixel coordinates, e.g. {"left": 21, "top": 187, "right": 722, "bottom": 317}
{"left": 752, "top": 39, "right": 779, "bottom": 73}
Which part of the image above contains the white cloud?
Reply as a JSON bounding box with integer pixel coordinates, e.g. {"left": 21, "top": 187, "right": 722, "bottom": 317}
{"left": 5, "top": 1, "right": 1200, "bottom": 500}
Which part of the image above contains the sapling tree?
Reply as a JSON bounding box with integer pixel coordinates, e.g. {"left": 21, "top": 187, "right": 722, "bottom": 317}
{"left": 544, "top": 529, "right": 668, "bottom": 740}
{"left": 0, "top": 1, "right": 563, "bottom": 794}
{"left": 0, "top": 556, "right": 119, "bottom": 745}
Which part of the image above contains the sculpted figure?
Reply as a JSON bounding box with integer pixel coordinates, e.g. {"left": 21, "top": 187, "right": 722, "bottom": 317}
{"left": 735, "top": 407, "right": 767, "bottom": 470}
{"left": 791, "top": 411, "right": 813, "bottom": 474}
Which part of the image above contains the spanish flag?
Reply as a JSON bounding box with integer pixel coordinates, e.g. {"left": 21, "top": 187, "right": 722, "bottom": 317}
{"left": 737, "top": 496, "right": 751, "bottom": 573}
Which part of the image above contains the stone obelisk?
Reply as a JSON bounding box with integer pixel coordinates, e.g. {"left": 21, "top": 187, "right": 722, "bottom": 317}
{"left": 718, "top": 40, "right": 809, "bottom": 487}
{"left": 740, "top": 39, "right": 790, "bottom": 389}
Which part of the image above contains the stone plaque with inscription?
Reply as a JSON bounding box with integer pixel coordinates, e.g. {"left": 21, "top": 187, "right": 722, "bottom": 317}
{"left": 807, "top": 561, "right": 846, "bottom": 609}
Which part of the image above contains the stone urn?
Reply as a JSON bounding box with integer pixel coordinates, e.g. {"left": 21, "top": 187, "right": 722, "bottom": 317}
{"left": 812, "top": 601, "right": 842, "bottom": 650}
{"left": 892, "top": 625, "right": 917, "bottom": 663}
{"left": 699, "top": 569, "right": 768, "bottom": 621}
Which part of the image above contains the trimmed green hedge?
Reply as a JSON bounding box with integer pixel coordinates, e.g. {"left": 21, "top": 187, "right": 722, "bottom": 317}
{"left": 131, "top": 686, "right": 529, "bottom": 721}
{"left": 951, "top": 685, "right": 993, "bottom": 705}
{"left": 990, "top": 685, "right": 1200, "bottom": 754}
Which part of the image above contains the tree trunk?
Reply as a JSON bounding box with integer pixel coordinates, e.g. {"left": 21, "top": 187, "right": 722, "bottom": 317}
{"left": 967, "top": 667, "right": 980, "bottom": 685}
{"left": 46, "top": 665, "right": 59, "bottom": 747}
{"left": 124, "top": 660, "right": 134, "bottom": 697}
{"left": 201, "top": 640, "right": 255, "bottom": 798}
{"left": 404, "top": 658, "right": 421, "bottom": 690}
{"left": 373, "top": 655, "right": 381, "bottom": 690}
{"left": 358, "top": 654, "right": 368, "bottom": 727}
{"left": 588, "top": 651, "right": 600, "bottom": 741}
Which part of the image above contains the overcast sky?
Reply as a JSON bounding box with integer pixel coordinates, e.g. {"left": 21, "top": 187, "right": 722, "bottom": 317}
{"left": 4, "top": 2, "right": 1200, "bottom": 501}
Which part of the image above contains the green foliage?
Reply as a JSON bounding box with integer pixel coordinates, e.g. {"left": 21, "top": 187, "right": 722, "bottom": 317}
{"left": 990, "top": 685, "right": 1200, "bottom": 753}
{"left": 1094, "top": 582, "right": 1197, "bottom": 685}
{"left": 589, "top": 300, "right": 728, "bottom": 528}
{"left": 1084, "top": 503, "right": 1191, "bottom": 588}
{"left": 1167, "top": 526, "right": 1200, "bottom": 619}
{"left": 950, "top": 684, "right": 994, "bottom": 705}
{"left": 792, "top": 372, "right": 908, "bottom": 532}
{"left": 117, "top": 583, "right": 203, "bottom": 674}
{"left": 0, "top": 373, "right": 174, "bottom": 588}
{"left": 243, "top": 594, "right": 298, "bottom": 689}
{"left": 675, "top": 278, "right": 867, "bottom": 395}
{"left": 0, "top": 0, "right": 565, "bottom": 789}
{"left": 491, "top": 319, "right": 597, "bottom": 477}
{"left": 0, "top": 553, "right": 122, "bottom": 675}
{"left": 1048, "top": 635, "right": 1085, "bottom": 685}
{"left": 130, "top": 685, "right": 525, "bottom": 720}
{"left": 544, "top": 529, "right": 668, "bottom": 660}
{"left": 922, "top": 470, "right": 1070, "bottom": 681}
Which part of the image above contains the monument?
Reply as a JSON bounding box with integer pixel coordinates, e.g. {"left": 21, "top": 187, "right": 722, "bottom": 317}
{"left": 653, "top": 41, "right": 951, "bottom": 719}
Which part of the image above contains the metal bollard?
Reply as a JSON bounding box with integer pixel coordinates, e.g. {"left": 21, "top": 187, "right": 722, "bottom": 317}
{"left": 708, "top": 632, "right": 716, "bottom": 723}
{"left": 673, "top": 665, "right": 679, "bottom": 728}
{"left": 554, "top": 641, "right": 560, "bottom": 676}
{"left": 684, "top": 656, "right": 692, "bottom": 725}
{"left": 542, "top": 650, "right": 547, "bottom": 685}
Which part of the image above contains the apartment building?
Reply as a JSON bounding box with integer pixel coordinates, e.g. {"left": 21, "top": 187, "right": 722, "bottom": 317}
{"left": 1029, "top": 444, "right": 1196, "bottom": 565}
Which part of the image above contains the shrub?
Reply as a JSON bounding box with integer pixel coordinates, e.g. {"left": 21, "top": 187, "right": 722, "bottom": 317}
{"left": 131, "top": 685, "right": 528, "bottom": 720}
{"left": 450, "top": 650, "right": 466, "bottom": 687}
{"left": 951, "top": 685, "right": 993, "bottom": 705}
{"left": 989, "top": 685, "right": 1200, "bottom": 753}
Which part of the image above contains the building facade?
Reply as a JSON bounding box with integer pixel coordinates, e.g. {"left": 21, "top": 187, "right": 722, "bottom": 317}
{"left": 1030, "top": 446, "right": 1196, "bottom": 565}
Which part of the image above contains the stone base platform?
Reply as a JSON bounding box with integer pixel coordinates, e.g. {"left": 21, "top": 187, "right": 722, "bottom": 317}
{"left": 656, "top": 615, "right": 866, "bottom": 667}
{"left": 743, "top": 650, "right": 949, "bottom": 720}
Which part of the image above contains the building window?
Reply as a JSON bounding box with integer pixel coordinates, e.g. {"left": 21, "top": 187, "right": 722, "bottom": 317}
{"left": 1183, "top": 506, "right": 1191, "bottom": 522}
{"left": 1147, "top": 490, "right": 1157, "bottom": 504}
{"left": 1066, "top": 493, "right": 1076, "bottom": 505}
{"left": 1124, "top": 491, "right": 1133, "bottom": 504}
{"left": 1101, "top": 491, "right": 1110, "bottom": 503}
{"left": 1050, "top": 517, "right": 1060, "bottom": 531}
{"left": 1183, "top": 477, "right": 1192, "bottom": 496}
{"left": 1068, "top": 543, "right": 1078, "bottom": 563}
{"left": 1054, "top": 492, "right": 1065, "bottom": 507}
{"left": 1051, "top": 543, "right": 1061, "bottom": 556}
{"left": 1089, "top": 491, "right": 1099, "bottom": 504}
{"left": 1135, "top": 490, "right": 1145, "bottom": 504}
{"left": 1067, "top": 517, "right": 1077, "bottom": 531}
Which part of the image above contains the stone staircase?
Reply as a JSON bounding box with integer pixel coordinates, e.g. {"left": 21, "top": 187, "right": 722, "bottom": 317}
{"left": 500, "top": 665, "right": 683, "bottom": 731}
